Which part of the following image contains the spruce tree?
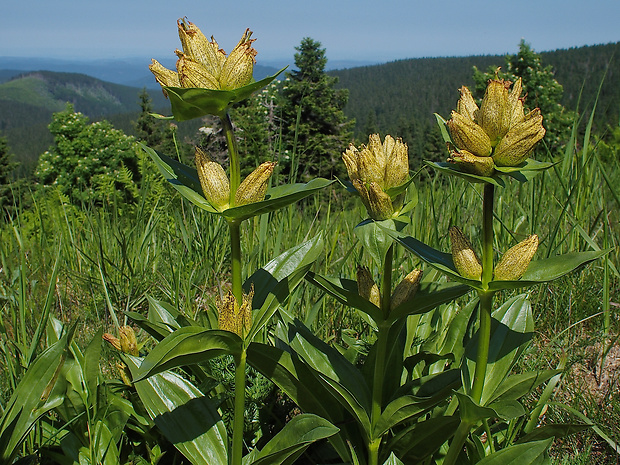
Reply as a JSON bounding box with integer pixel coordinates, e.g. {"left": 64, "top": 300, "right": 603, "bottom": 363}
{"left": 279, "top": 37, "right": 355, "bottom": 180}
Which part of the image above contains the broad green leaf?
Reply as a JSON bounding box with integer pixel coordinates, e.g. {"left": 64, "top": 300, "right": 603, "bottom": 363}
{"left": 0, "top": 323, "right": 76, "bottom": 463}
{"left": 388, "top": 416, "right": 460, "bottom": 463}
{"left": 426, "top": 161, "right": 506, "bottom": 187}
{"left": 354, "top": 218, "right": 408, "bottom": 268}
{"left": 124, "top": 355, "right": 228, "bottom": 465}
{"left": 251, "top": 414, "right": 339, "bottom": 465}
{"left": 382, "top": 452, "right": 404, "bottom": 465}
{"left": 455, "top": 392, "right": 524, "bottom": 423}
{"left": 91, "top": 420, "right": 120, "bottom": 465}
{"left": 389, "top": 281, "right": 470, "bottom": 322}
{"left": 375, "top": 370, "right": 460, "bottom": 437}
{"left": 221, "top": 178, "right": 334, "bottom": 222}
{"left": 83, "top": 328, "right": 103, "bottom": 406}
{"left": 463, "top": 294, "right": 534, "bottom": 405}
{"left": 247, "top": 235, "right": 324, "bottom": 341}
{"left": 487, "top": 370, "right": 561, "bottom": 404}
{"left": 135, "top": 327, "right": 242, "bottom": 381}
{"left": 488, "top": 249, "right": 610, "bottom": 290}
{"left": 476, "top": 438, "right": 553, "bottom": 464}
{"left": 275, "top": 321, "right": 372, "bottom": 435}
{"left": 143, "top": 143, "right": 333, "bottom": 221}
{"left": 163, "top": 68, "right": 286, "bottom": 120}
{"left": 246, "top": 343, "right": 354, "bottom": 462}
{"left": 517, "top": 423, "right": 592, "bottom": 444}
{"left": 494, "top": 159, "right": 555, "bottom": 173}
{"left": 305, "top": 273, "right": 383, "bottom": 323}
{"left": 142, "top": 144, "right": 217, "bottom": 213}
{"left": 125, "top": 310, "right": 174, "bottom": 342}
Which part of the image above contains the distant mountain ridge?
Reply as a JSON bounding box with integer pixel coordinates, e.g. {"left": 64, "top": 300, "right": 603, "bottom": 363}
{"left": 0, "top": 70, "right": 168, "bottom": 115}
{"left": 1, "top": 41, "right": 618, "bottom": 175}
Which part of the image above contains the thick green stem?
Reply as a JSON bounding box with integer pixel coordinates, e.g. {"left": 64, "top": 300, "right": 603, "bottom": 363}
{"left": 471, "top": 183, "right": 495, "bottom": 402}
{"left": 221, "top": 112, "right": 241, "bottom": 205}
{"left": 471, "top": 292, "right": 493, "bottom": 402}
{"left": 231, "top": 349, "right": 247, "bottom": 465}
{"left": 229, "top": 221, "right": 243, "bottom": 304}
{"left": 368, "top": 245, "right": 394, "bottom": 465}
{"left": 481, "top": 183, "right": 495, "bottom": 289}
{"left": 444, "top": 184, "right": 496, "bottom": 465}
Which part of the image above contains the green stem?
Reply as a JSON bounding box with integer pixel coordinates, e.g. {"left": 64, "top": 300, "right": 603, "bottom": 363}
{"left": 444, "top": 183, "right": 496, "bottom": 465}
{"left": 481, "top": 183, "right": 495, "bottom": 290}
{"left": 221, "top": 111, "right": 241, "bottom": 205}
{"left": 368, "top": 245, "right": 394, "bottom": 465}
{"left": 471, "top": 182, "right": 495, "bottom": 403}
{"left": 231, "top": 349, "right": 247, "bottom": 465}
{"left": 471, "top": 291, "right": 493, "bottom": 402}
{"left": 229, "top": 221, "right": 243, "bottom": 304}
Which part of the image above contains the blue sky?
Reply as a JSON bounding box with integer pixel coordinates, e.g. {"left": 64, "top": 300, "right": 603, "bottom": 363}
{"left": 2, "top": 0, "right": 619, "bottom": 65}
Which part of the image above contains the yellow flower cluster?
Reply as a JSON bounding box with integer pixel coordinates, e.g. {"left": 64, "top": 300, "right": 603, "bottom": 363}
{"left": 150, "top": 18, "right": 257, "bottom": 94}
{"left": 447, "top": 77, "right": 546, "bottom": 176}
{"left": 343, "top": 134, "right": 409, "bottom": 220}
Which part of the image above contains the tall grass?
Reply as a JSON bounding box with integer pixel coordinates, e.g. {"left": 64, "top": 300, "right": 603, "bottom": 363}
{"left": 0, "top": 104, "right": 618, "bottom": 462}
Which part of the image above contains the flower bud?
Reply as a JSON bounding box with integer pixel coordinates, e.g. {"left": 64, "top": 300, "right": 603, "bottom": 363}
{"left": 218, "top": 287, "right": 254, "bottom": 337}
{"left": 447, "top": 111, "right": 493, "bottom": 157}
{"left": 195, "top": 147, "right": 230, "bottom": 211}
{"left": 102, "top": 333, "right": 121, "bottom": 351}
{"left": 449, "top": 226, "right": 482, "bottom": 281}
{"left": 507, "top": 78, "right": 525, "bottom": 126}
{"left": 492, "top": 109, "right": 546, "bottom": 167}
{"left": 149, "top": 59, "right": 181, "bottom": 96}
{"left": 177, "top": 52, "right": 221, "bottom": 89}
{"left": 477, "top": 79, "right": 512, "bottom": 146}
{"left": 120, "top": 326, "right": 139, "bottom": 356}
{"left": 383, "top": 136, "right": 409, "bottom": 190}
{"left": 448, "top": 150, "right": 496, "bottom": 177}
{"left": 177, "top": 18, "right": 225, "bottom": 78}
{"left": 235, "top": 161, "right": 276, "bottom": 206}
{"left": 456, "top": 86, "right": 479, "bottom": 122}
{"left": 366, "top": 181, "right": 395, "bottom": 220}
{"left": 219, "top": 29, "right": 257, "bottom": 90}
{"left": 357, "top": 266, "right": 381, "bottom": 307}
{"left": 150, "top": 19, "right": 259, "bottom": 95}
{"left": 240, "top": 285, "right": 254, "bottom": 336}
{"left": 494, "top": 235, "right": 539, "bottom": 281}
{"left": 391, "top": 269, "right": 423, "bottom": 310}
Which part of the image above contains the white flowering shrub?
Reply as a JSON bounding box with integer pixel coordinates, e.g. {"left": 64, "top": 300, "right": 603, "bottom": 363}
{"left": 35, "top": 104, "right": 142, "bottom": 204}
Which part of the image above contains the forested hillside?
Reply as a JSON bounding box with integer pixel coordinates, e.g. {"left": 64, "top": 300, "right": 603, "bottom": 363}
{"left": 1, "top": 41, "right": 618, "bottom": 174}
{"left": 0, "top": 71, "right": 168, "bottom": 173}
{"left": 332, "top": 42, "right": 620, "bottom": 147}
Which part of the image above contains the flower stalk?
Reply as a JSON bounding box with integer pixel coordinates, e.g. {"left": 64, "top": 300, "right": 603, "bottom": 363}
{"left": 223, "top": 109, "right": 245, "bottom": 465}
{"left": 368, "top": 244, "right": 394, "bottom": 465}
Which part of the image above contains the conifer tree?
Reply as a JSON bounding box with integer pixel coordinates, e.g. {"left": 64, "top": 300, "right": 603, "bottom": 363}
{"left": 279, "top": 37, "right": 355, "bottom": 180}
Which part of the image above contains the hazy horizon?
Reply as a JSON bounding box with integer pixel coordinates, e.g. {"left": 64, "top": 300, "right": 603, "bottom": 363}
{"left": 2, "top": 0, "right": 619, "bottom": 67}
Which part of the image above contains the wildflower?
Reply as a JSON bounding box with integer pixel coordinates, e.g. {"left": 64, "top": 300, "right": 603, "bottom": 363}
{"left": 391, "top": 269, "right": 423, "bottom": 310}
{"left": 357, "top": 266, "right": 381, "bottom": 307}
{"left": 343, "top": 134, "right": 409, "bottom": 220}
{"left": 449, "top": 227, "right": 482, "bottom": 281}
{"left": 194, "top": 147, "right": 275, "bottom": 210}
{"left": 494, "top": 235, "right": 539, "bottom": 281}
{"left": 218, "top": 285, "right": 254, "bottom": 337}
{"left": 150, "top": 19, "right": 257, "bottom": 94}
{"left": 445, "top": 75, "right": 546, "bottom": 176}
